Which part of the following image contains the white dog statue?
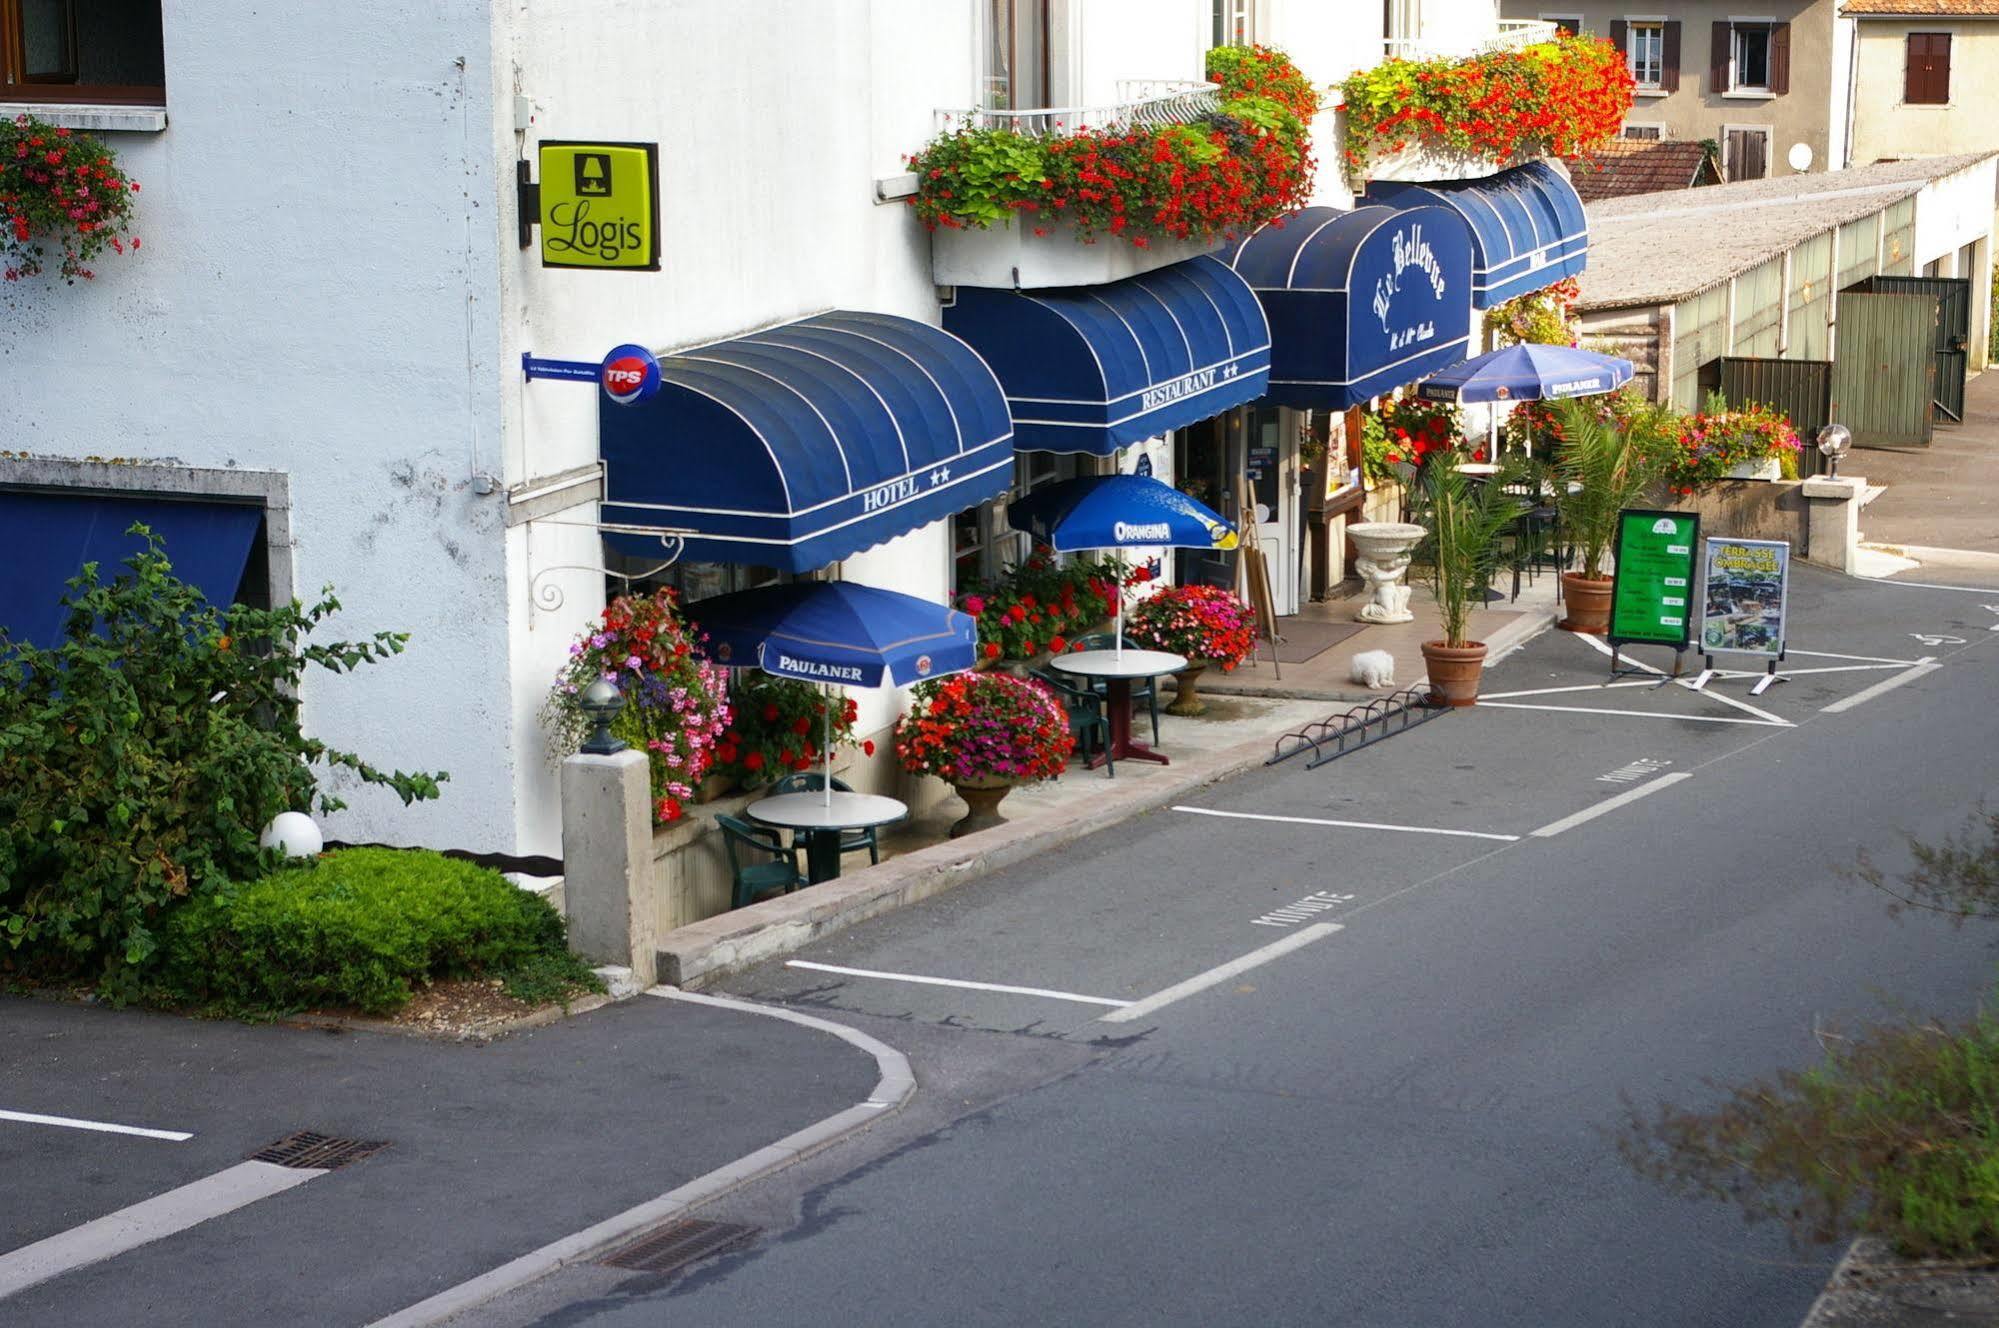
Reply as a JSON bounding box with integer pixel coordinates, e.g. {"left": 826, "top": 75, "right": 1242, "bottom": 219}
{"left": 1349, "top": 650, "right": 1396, "bottom": 689}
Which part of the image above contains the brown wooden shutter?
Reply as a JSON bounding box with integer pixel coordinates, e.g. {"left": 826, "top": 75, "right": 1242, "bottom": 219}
{"left": 1662, "top": 21, "right": 1682, "bottom": 93}
{"left": 1932, "top": 34, "right": 1952, "bottom": 104}
{"left": 1713, "top": 21, "right": 1732, "bottom": 92}
{"left": 1770, "top": 22, "right": 1790, "bottom": 95}
{"left": 1906, "top": 35, "right": 1925, "bottom": 103}
{"left": 1608, "top": 18, "right": 1627, "bottom": 61}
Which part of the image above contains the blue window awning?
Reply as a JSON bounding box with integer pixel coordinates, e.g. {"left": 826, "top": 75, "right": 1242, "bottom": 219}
{"left": 0, "top": 491, "right": 264, "bottom": 650}
{"left": 598, "top": 311, "right": 1014, "bottom": 572}
{"left": 940, "top": 255, "right": 1271, "bottom": 456}
{"left": 1222, "top": 204, "right": 1475, "bottom": 410}
{"left": 1367, "top": 161, "right": 1588, "bottom": 309}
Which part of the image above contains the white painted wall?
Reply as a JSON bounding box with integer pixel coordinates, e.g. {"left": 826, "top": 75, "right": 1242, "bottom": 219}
{"left": 1067, "top": 0, "right": 1208, "bottom": 106}
{"left": 1267, "top": 0, "right": 1384, "bottom": 209}
{"left": 1913, "top": 157, "right": 1997, "bottom": 269}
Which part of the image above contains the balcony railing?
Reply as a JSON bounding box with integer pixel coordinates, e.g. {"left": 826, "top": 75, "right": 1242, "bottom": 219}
{"left": 935, "top": 80, "right": 1220, "bottom": 138}
{"left": 1382, "top": 17, "right": 1559, "bottom": 61}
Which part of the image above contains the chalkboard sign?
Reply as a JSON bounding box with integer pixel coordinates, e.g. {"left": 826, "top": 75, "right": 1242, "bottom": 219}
{"left": 1608, "top": 509, "right": 1699, "bottom": 648}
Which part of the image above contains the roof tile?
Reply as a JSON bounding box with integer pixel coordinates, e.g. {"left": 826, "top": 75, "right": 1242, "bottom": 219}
{"left": 1563, "top": 140, "right": 1714, "bottom": 203}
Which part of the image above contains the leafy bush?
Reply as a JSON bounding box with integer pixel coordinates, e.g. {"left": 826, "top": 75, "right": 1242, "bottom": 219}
{"left": 956, "top": 547, "right": 1129, "bottom": 662}
{"left": 1661, "top": 394, "right": 1804, "bottom": 495}
{"left": 156, "top": 848, "right": 600, "bottom": 1016}
{"left": 0, "top": 529, "right": 446, "bottom": 995}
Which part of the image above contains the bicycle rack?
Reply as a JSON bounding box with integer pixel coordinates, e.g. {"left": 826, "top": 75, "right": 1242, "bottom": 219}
{"left": 1265, "top": 687, "right": 1447, "bottom": 770}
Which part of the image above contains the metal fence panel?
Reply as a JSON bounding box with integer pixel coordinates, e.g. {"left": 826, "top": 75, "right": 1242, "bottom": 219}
{"left": 1832, "top": 293, "right": 1938, "bottom": 448}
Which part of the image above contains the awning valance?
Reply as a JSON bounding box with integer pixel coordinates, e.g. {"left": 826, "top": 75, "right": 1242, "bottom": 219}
{"left": 1367, "top": 161, "right": 1588, "bottom": 309}
{"left": 1222, "top": 204, "right": 1475, "bottom": 410}
{"left": 0, "top": 491, "right": 263, "bottom": 650}
{"left": 941, "top": 255, "right": 1271, "bottom": 456}
{"left": 598, "top": 311, "right": 1014, "bottom": 572}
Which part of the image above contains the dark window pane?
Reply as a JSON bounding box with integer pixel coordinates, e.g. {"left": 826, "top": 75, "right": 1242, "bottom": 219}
{"left": 1735, "top": 25, "right": 1769, "bottom": 89}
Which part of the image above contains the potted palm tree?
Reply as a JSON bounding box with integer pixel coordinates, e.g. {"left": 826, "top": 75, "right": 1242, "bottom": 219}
{"left": 1419, "top": 454, "right": 1528, "bottom": 706}
{"left": 1550, "top": 396, "right": 1670, "bottom": 635}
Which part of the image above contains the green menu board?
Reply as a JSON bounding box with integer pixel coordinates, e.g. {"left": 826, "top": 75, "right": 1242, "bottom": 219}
{"left": 1608, "top": 509, "right": 1700, "bottom": 647}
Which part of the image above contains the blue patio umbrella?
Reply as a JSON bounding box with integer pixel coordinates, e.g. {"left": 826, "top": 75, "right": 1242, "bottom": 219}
{"left": 683, "top": 581, "right": 975, "bottom": 806}
{"left": 1415, "top": 343, "right": 1633, "bottom": 405}
{"left": 1006, "top": 474, "right": 1238, "bottom": 657}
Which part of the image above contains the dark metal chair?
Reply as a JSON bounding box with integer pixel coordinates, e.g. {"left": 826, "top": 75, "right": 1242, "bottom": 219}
{"left": 767, "top": 772, "right": 880, "bottom": 865}
{"left": 1069, "top": 632, "right": 1161, "bottom": 745}
{"left": 716, "top": 814, "right": 806, "bottom": 909}
{"left": 1032, "top": 667, "right": 1114, "bottom": 777}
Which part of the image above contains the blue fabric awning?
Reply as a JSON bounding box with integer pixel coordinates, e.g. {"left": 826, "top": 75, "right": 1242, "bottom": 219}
{"left": 1222, "top": 204, "right": 1475, "bottom": 410}
{"left": 940, "top": 256, "right": 1271, "bottom": 456}
{"left": 1367, "top": 161, "right": 1588, "bottom": 309}
{"left": 0, "top": 491, "right": 264, "bottom": 650}
{"left": 598, "top": 311, "right": 1014, "bottom": 572}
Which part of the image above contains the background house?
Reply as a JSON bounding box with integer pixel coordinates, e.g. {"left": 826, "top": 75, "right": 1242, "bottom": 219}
{"left": 1844, "top": 1, "right": 1999, "bottom": 167}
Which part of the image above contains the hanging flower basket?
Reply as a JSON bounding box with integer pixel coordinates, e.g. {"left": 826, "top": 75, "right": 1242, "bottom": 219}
{"left": 0, "top": 114, "right": 141, "bottom": 283}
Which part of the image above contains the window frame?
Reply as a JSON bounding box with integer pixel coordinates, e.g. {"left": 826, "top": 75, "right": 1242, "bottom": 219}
{"left": 1728, "top": 19, "right": 1774, "bottom": 94}
{"left": 1213, "top": 0, "right": 1256, "bottom": 48}
{"left": 1627, "top": 20, "right": 1666, "bottom": 90}
{"left": 0, "top": 0, "right": 166, "bottom": 106}
{"left": 1904, "top": 31, "right": 1951, "bottom": 106}
{"left": 1622, "top": 123, "right": 1666, "bottom": 141}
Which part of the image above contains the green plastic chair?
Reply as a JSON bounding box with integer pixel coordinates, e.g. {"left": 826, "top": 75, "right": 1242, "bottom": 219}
{"left": 769, "top": 772, "right": 880, "bottom": 865}
{"left": 716, "top": 815, "right": 806, "bottom": 909}
{"left": 1069, "top": 632, "right": 1161, "bottom": 745}
{"left": 1032, "top": 668, "right": 1114, "bottom": 777}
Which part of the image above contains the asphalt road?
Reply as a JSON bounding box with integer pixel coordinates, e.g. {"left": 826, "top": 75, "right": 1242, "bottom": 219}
{"left": 468, "top": 566, "right": 1999, "bottom": 1328}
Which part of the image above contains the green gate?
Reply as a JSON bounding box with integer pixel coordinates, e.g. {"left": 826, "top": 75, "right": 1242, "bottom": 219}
{"left": 1831, "top": 293, "right": 1938, "bottom": 449}
{"left": 1719, "top": 357, "right": 1832, "bottom": 471}
{"left": 1846, "top": 276, "right": 1970, "bottom": 421}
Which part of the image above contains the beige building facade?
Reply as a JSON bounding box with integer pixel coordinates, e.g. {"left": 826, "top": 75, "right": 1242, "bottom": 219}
{"left": 1499, "top": 1, "right": 1851, "bottom": 178}
{"left": 1846, "top": 4, "right": 1999, "bottom": 166}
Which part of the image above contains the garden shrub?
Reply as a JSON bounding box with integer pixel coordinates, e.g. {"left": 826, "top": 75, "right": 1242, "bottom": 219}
{"left": 0, "top": 528, "right": 446, "bottom": 996}
{"left": 156, "top": 847, "right": 600, "bottom": 1016}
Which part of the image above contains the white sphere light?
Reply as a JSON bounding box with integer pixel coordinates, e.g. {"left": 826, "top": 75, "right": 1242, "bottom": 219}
{"left": 260, "top": 811, "right": 324, "bottom": 859}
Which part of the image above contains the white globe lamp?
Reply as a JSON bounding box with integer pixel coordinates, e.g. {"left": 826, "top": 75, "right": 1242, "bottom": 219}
{"left": 260, "top": 811, "right": 323, "bottom": 859}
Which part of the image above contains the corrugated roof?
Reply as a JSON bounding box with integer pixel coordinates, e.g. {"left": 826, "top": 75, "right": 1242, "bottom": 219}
{"left": 1576, "top": 153, "right": 1999, "bottom": 310}
{"left": 1845, "top": 1, "right": 1999, "bottom": 16}
{"left": 1564, "top": 140, "right": 1716, "bottom": 203}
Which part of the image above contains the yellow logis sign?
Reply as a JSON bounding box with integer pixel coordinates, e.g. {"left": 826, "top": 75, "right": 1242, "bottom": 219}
{"left": 537, "top": 140, "right": 660, "bottom": 271}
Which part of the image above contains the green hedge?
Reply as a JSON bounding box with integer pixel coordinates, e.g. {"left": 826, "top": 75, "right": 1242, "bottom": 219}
{"left": 156, "top": 848, "right": 599, "bottom": 1016}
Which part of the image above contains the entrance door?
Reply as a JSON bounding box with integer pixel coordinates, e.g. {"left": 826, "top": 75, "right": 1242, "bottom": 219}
{"left": 1831, "top": 292, "right": 1938, "bottom": 449}
{"left": 1244, "top": 406, "right": 1298, "bottom": 616}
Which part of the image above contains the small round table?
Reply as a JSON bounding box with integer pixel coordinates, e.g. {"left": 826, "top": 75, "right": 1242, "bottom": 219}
{"left": 747, "top": 791, "right": 908, "bottom": 884}
{"left": 1049, "top": 648, "right": 1186, "bottom": 770}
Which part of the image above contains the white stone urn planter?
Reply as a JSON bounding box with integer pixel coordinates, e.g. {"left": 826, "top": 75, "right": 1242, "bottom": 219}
{"left": 1724, "top": 456, "right": 1782, "bottom": 481}
{"left": 931, "top": 217, "right": 1225, "bottom": 290}
{"left": 1347, "top": 521, "right": 1428, "bottom": 624}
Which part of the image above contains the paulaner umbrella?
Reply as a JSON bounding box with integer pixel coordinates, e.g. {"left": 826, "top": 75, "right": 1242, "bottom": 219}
{"left": 1416, "top": 343, "right": 1634, "bottom": 405}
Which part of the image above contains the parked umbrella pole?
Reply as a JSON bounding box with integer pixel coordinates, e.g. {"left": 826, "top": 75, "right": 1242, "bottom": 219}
{"left": 823, "top": 694, "right": 833, "bottom": 809}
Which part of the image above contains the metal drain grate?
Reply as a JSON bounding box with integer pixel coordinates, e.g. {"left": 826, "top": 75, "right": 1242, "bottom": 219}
{"left": 600, "top": 1219, "right": 758, "bottom": 1274}
{"left": 249, "top": 1131, "right": 391, "bottom": 1170}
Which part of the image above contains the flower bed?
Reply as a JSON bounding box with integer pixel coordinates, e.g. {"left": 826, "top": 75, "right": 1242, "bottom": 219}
{"left": 1663, "top": 398, "right": 1802, "bottom": 495}
{"left": 957, "top": 548, "right": 1132, "bottom": 662}
{"left": 710, "top": 672, "right": 866, "bottom": 789}
{"left": 909, "top": 44, "right": 1316, "bottom": 249}
{"left": 893, "top": 672, "right": 1072, "bottom": 785}
{"left": 1, "top": 114, "right": 140, "bottom": 282}
{"left": 1336, "top": 34, "right": 1630, "bottom": 182}
{"left": 1124, "top": 583, "right": 1256, "bottom": 670}
{"left": 546, "top": 590, "right": 731, "bottom": 825}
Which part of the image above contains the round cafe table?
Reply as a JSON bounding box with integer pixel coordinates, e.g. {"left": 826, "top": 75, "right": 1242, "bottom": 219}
{"left": 747, "top": 791, "right": 907, "bottom": 884}
{"left": 1049, "top": 648, "right": 1186, "bottom": 770}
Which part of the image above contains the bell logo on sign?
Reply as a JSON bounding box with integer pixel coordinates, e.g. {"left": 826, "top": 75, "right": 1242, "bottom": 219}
{"left": 535, "top": 140, "right": 661, "bottom": 272}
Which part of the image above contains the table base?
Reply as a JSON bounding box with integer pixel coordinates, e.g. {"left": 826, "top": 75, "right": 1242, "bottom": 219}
{"left": 1091, "top": 676, "right": 1169, "bottom": 772}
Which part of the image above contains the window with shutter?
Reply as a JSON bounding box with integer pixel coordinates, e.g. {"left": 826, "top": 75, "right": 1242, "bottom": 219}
{"left": 1661, "top": 21, "right": 1682, "bottom": 93}
{"left": 1905, "top": 33, "right": 1950, "bottom": 105}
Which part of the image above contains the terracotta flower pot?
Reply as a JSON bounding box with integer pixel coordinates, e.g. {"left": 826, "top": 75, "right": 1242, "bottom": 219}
{"left": 1560, "top": 573, "right": 1614, "bottom": 635}
{"left": 1167, "top": 661, "right": 1211, "bottom": 717}
{"left": 949, "top": 776, "right": 1018, "bottom": 838}
{"left": 1420, "top": 640, "right": 1488, "bottom": 707}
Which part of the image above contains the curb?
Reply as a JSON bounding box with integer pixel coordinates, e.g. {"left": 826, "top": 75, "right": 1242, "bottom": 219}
{"left": 367, "top": 989, "right": 913, "bottom": 1327}
{"left": 656, "top": 606, "right": 1557, "bottom": 990}
{"left": 1862, "top": 541, "right": 1999, "bottom": 572}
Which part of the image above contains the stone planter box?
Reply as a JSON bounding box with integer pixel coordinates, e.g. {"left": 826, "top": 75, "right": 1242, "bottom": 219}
{"left": 1724, "top": 456, "right": 1782, "bottom": 481}
{"left": 932, "top": 218, "right": 1225, "bottom": 290}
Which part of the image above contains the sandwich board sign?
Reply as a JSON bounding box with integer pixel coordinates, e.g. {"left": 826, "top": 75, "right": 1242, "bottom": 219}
{"left": 1606, "top": 509, "right": 1698, "bottom": 673}
{"left": 1693, "top": 537, "right": 1790, "bottom": 693}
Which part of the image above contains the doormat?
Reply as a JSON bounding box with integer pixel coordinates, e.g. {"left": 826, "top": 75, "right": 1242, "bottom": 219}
{"left": 1264, "top": 618, "right": 1367, "bottom": 664}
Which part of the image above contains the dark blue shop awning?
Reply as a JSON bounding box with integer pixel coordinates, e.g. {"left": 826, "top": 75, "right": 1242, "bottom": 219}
{"left": 1367, "top": 161, "right": 1588, "bottom": 309}
{"left": 941, "top": 256, "right": 1271, "bottom": 455}
{"left": 1222, "top": 204, "right": 1475, "bottom": 410}
{"left": 598, "top": 311, "right": 1014, "bottom": 572}
{"left": 0, "top": 491, "right": 264, "bottom": 650}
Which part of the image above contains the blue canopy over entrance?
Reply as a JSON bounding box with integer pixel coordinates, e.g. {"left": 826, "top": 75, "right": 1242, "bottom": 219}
{"left": 1367, "top": 161, "right": 1589, "bottom": 309}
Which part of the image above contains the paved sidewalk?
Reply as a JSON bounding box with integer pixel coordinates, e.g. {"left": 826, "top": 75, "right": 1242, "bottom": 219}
{"left": 0, "top": 993, "right": 878, "bottom": 1327}
{"left": 1855, "top": 370, "right": 1999, "bottom": 557}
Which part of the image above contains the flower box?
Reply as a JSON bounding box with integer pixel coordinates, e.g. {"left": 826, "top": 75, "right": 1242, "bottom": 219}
{"left": 1725, "top": 457, "right": 1781, "bottom": 482}
{"left": 932, "top": 218, "right": 1225, "bottom": 290}
{"left": 1360, "top": 137, "right": 1540, "bottom": 186}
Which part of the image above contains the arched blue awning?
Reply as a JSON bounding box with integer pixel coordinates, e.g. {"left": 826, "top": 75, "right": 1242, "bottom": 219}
{"left": 1222, "top": 204, "right": 1475, "bottom": 410}
{"left": 1367, "top": 161, "right": 1588, "bottom": 309}
{"left": 598, "top": 311, "right": 1014, "bottom": 572}
{"left": 941, "top": 256, "right": 1271, "bottom": 455}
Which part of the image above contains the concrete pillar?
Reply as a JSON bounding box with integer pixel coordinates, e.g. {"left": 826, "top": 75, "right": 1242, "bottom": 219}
{"left": 559, "top": 749, "right": 656, "bottom": 988}
{"left": 1802, "top": 475, "right": 1866, "bottom": 575}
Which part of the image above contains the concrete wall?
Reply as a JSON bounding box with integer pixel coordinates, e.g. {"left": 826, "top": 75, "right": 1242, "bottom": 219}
{"left": 1851, "top": 20, "right": 1999, "bottom": 166}
{"left": 1912, "top": 155, "right": 1998, "bottom": 369}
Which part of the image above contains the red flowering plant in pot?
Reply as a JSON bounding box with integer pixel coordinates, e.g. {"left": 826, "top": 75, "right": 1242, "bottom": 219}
{"left": 957, "top": 547, "right": 1126, "bottom": 664}
{"left": 0, "top": 114, "right": 141, "bottom": 283}
{"left": 1123, "top": 583, "right": 1256, "bottom": 716}
{"left": 708, "top": 671, "right": 866, "bottom": 791}
{"left": 894, "top": 672, "right": 1072, "bottom": 838}
{"left": 1661, "top": 396, "right": 1803, "bottom": 495}
{"left": 543, "top": 590, "right": 732, "bottom": 825}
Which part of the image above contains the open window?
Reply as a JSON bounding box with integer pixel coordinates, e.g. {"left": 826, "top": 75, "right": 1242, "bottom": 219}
{"left": 2, "top": 0, "right": 165, "bottom": 105}
{"left": 1609, "top": 18, "right": 1680, "bottom": 94}
{"left": 1712, "top": 19, "right": 1789, "bottom": 97}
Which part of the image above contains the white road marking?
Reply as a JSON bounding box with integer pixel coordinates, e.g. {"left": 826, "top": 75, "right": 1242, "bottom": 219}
{"left": 1876, "top": 579, "right": 1999, "bottom": 595}
{"left": 1478, "top": 701, "right": 1785, "bottom": 726}
{"left": 1683, "top": 683, "right": 1790, "bottom": 726}
{"left": 784, "top": 960, "right": 1131, "bottom": 1008}
{"left": 1786, "top": 648, "right": 1925, "bottom": 665}
{"left": 1251, "top": 890, "right": 1355, "bottom": 928}
{"left": 1480, "top": 680, "right": 1670, "bottom": 699}
{"left": 1172, "top": 806, "right": 1518, "bottom": 842}
{"left": 1100, "top": 924, "right": 1341, "bottom": 1024}
{"left": 1820, "top": 661, "right": 1942, "bottom": 714}
{"left": 1531, "top": 771, "right": 1693, "bottom": 838}
{"left": 1576, "top": 632, "right": 1667, "bottom": 674}
{"left": 0, "top": 1161, "right": 322, "bottom": 1300}
{"left": 0, "top": 1109, "right": 191, "bottom": 1142}
{"left": 1598, "top": 757, "right": 1671, "bottom": 784}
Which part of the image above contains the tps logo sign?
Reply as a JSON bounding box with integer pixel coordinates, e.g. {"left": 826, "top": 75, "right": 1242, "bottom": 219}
{"left": 533, "top": 141, "right": 661, "bottom": 271}
{"left": 599, "top": 344, "right": 661, "bottom": 405}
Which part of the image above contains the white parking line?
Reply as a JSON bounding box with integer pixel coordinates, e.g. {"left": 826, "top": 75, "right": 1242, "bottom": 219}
{"left": 1100, "top": 924, "right": 1341, "bottom": 1024}
{"left": 1531, "top": 771, "right": 1692, "bottom": 838}
{"left": 784, "top": 960, "right": 1131, "bottom": 1008}
{"left": 1821, "top": 661, "right": 1941, "bottom": 714}
{"left": 1787, "top": 648, "right": 1926, "bottom": 665}
{"left": 1479, "top": 701, "right": 1784, "bottom": 726}
{"left": 0, "top": 1161, "right": 321, "bottom": 1300}
{"left": 1172, "top": 806, "right": 1519, "bottom": 842}
{"left": 0, "top": 1109, "right": 191, "bottom": 1142}
{"left": 1875, "top": 579, "right": 1999, "bottom": 595}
